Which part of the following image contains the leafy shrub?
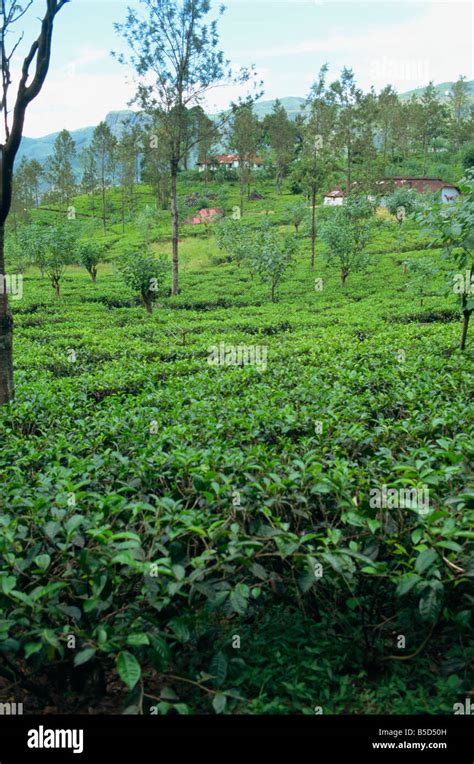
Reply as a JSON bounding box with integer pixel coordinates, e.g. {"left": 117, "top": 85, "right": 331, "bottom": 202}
{"left": 118, "top": 251, "right": 169, "bottom": 313}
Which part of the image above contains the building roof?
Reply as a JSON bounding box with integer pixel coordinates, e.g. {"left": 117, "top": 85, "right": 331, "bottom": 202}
{"left": 184, "top": 208, "right": 223, "bottom": 225}
{"left": 324, "top": 186, "right": 345, "bottom": 198}
{"left": 380, "top": 177, "right": 461, "bottom": 193}
{"left": 324, "top": 177, "right": 461, "bottom": 197}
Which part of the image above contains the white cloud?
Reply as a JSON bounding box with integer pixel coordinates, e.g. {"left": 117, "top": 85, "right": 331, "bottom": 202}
{"left": 258, "top": 2, "right": 472, "bottom": 92}
{"left": 23, "top": 71, "right": 137, "bottom": 137}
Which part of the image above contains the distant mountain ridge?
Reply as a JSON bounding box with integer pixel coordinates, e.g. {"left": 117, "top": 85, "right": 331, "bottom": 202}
{"left": 16, "top": 82, "right": 473, "bottom": 172}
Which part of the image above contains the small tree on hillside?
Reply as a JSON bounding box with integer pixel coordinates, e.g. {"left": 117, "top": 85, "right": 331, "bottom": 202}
{"left": 118, "top": 251, "right": 169, "bottom": 314}
{"left": 321, "top": 194, "right": 375, "bottom": 286}
{"left": 285, "top": 200, "right": 307, "bottom": 236}
{"left": 249, "top": 219, "right": 296, "bottom": 302}
{"left": 215, "top": 217, "right": 251, "bottom": 267}
{"left": 77, "top": 242, "right": 102, "bottom": 283}
{"left": 43, "top": 222, "right": 78, "bottom": 298}
{"left": 17, "top": 223, "right": 48, "bottom": 277}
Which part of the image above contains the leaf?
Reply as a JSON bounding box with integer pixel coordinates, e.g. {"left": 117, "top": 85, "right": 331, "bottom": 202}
{"left": 250, "top": 562, "right": 268, "bottom": 580}
{"left": 419, "top": 581, "right": 444, "bottom": 622}
{"left": 168, "top": 619, "right": 190, "bottom": 643}
{"left": 116, "top": 651, "right": 141, "bottom": 689}
{"left": 209, "top": 651, "right": 227, "bottom": 687}
{"left": 1, "top": 576, "right": 16, "bottom": 595}
{"left": 74, "top": 647, "right": 97, "bottom": 667}
{"left": 229, "top": 584, "right": 249, "bottom": 615}
{"left": 34, "top": 554, "right": 51, "bottom": 570}
{"left": 126, "top": 633, "right": 150, "bottom": 646}
{"left": 298, "top": 569, "right": 316, "bottom": 593}
{"left": 320, "top": 551, "right": 343, "bottom": 575}
{"left": 415, "top": 548, "right": 437, "bottom": 574}
{"left": 24, "top": 642, "right": 43, "bottom": 659}
{"left": 172, "top": 564, "right": 185, "bottom": 581}
{"left": 396, "top": 574, "right": 422, "bottom": 597}
{"left": 367, "top": 519, "right": 381, "bottom": 534}
{"left": 212, "top": 692, "right": 227, "bottom": 714}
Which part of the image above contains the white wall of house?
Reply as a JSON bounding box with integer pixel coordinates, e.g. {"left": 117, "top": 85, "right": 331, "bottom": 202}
{"left": 323, "top": 196, "right": 344, "bottom": 206}
{"left": 441, "top": 187, "right": 460, "bottom": 203}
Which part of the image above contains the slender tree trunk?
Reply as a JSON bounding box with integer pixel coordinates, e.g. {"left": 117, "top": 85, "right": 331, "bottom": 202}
{"left": 142, "top": 296, "right": 153, "bottom": 314}
{"left": 347, "top": 143, "right": 351, "bottom": 192}
{"left": 0, "top": 224, "right": 15, "bottom": 405}
{"left": 310, "top": 187, "right": 316, "bottom": 270}
{"left": 460, "top": 309, "right": 471, "bottom": 351}
{"left": 171, "top": 160, "right": 179, "bottom": 295}
{"left": 271, "top": 281, "right": 276, "bottom": 303}
{"left": 239, "top": 161, "right": 244, "bottom": 217}
{"left": 341, "top": 271, "right": 348, "bottom": 287}
{"left": 101, "top": 179, "right": 106, "bottom": 235}
{"left": 91, "top": 268, "right": 97, "bottom": 283}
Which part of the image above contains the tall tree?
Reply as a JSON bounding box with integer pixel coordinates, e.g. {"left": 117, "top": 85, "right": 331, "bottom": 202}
{"left": 45, "top": 128, "right": 76, "bottom": 204}
{"left": 416, "top": 82, "right": 448, "bottom": 172}
{"left": 448, "top": 76, "right": 473, "bottom": 152}
{"left": 295, "top": 64, "right": 337, "bottom": 270}
{"left": 0, "top": 0, "right": 68, "bottom": 406}
{"left": 230, "top": 102, "right": 262, "bottom": 215}
{"left": 115, "top": 0, "right": 246, "bottom": 296}
{"left": 140, "top": 117, "right": 172, "bottom": 209}
{"left": 117, "top": 122, "right": 142, "bottom": 229}
{"left": 377, "top": 85, "right": 399, "bottom": 163}
{"left": 449, "top": 75, "right": 471, "bottom": 124}
{"left": 79, "top": 146, "right": 98, "bottom": 216}
{"left": 11, "top": 156, "right": 36, "bottom": 227}
{"left": 195, "top": 106, "right": 219, "bottom": 188}
{"left": 263, "top": 100, "right": 296, "bottom": 194}
{"left": 330, "top": 67, "right": 363, "bottom": 192}
{"left": 90, "top": 121, "right": 117, "bottom": 234}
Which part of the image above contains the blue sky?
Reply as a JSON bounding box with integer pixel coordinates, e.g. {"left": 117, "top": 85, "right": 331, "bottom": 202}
{"left": 7, "top": 0, "right": 473, "bottom": 137}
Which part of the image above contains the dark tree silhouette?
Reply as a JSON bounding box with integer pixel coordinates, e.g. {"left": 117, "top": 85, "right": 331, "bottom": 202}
{"left": 0, "top": 0, "right": 69, "bottom": 405}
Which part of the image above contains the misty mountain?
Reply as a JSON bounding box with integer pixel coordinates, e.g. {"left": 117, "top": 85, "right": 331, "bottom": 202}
{"left": 16, "top": 83, "right": 473, "bottom": 174}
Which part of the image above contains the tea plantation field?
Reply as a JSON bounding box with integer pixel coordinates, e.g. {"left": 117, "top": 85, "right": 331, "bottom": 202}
{"left": 0, "top": 207, "right": 472, "bottom": 715}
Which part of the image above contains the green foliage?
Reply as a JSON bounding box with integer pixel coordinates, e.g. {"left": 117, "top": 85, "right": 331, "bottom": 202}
{"left": 76, "top": 241, "right": 105, "bottom": 282}
{"left": 404, "top": 255, "right": 441, "bottom": 306}
{"left": 285, "top": 200, "right": 307, "bottom": 234}
{"left": 321, "top": 195, "right": 376, "bottom": 285}
{"left": 0, "top": 173, "right": 472, "bottom": 716}
{"left": 416, "top": 170, "right": 474, "bottom": 348}
{"left": 215, "top": 218, "right": 251, "bottom": 267}
{"left": 248, "top": 219, "right": 297, "bottom": 301}
{"left": 118, "top": 250, "right": 169, "bottom": 313}
{"left": 136, "top": 205, "right": 159, "bottom": 248}
{"left": 385, "top": 187, "right": 422, "bottom": 220}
